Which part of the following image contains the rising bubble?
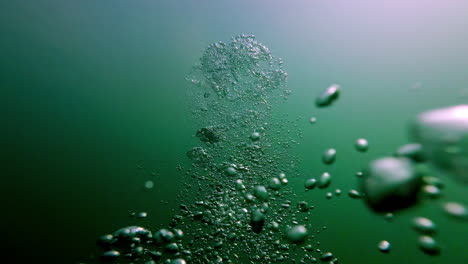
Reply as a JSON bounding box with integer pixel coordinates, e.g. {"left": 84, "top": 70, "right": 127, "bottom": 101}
{"left": 318, "top": 172, "right": 332, "bottom": 189}
{"left": 355, "top": 138, "right": 369, "bottom": 152}
{"left": 361, "top": 157, "right": 422, "bottom": 212}
{"left": 378, "top": 240, "right": 391, "bottom": 253}
{"left": 286, "top": 225, "right": 308, "bottom": 243}
{"left": 443, "top": 202, "right": 468, "bottom": 220}
{"left": 316, "top": 84, "right": 341, "bottom": 107}
{"left": 322, "top": 148, "right": 337, "bottom": 165}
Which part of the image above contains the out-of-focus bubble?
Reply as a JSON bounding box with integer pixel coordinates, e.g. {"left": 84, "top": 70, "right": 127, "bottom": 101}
{"left": 320, "top": 252, "right": 334, "bottom": 261}
{"left": 335, "top": 189, "right": 342, "bottom": 196}
{"left": 412, "top": 105, "right": 468, "bottom": 184}
{"left": 251, "top": 209, "right": 265, "bottom": 233}
{"left": 443, "top": 202, "right": 468, "bottom": 221}
{"left": 384, "top": 212, "right": 394, "bottom": 221}
{"left": 318, "top": 172, "right": 332, "bottom": 189}
{"left": 412, "top": 217, "right": 437, "bottom": 234}
{"left": 144, "top": 180, "right": 154, "bottom": 189}
{"left": 286, "top": 225, "right": 308, "bottom": 243}
{"left": 171, "top": 259, "right": 187, "bottom": 264}
{"left": 196, "top": 126, "right": 221, "bottom": 143}
{"left": 418, "top": 236, "right": 440, "bottom": 255}
{"left": 395, "top": 143, "right": 426, "bottom": 162}
{"left": 322, "top": 148, "right": 337, "bottom": 165}
{"left": 250, "top": 131, "right": 261, "bottom": 141}
{"left": 268, "top": 177, "right": 281, "bottom": 190}
{"left": 137, "top": 212, "right": 148, "bottom": 219}
{"left": 253, "top": 185, "right": 269, "bottom": 200}
{"left": 422, "top": 185, "right": 441, "bottom": 198}
{"left": 100, "top": 250, "right": 120, "bottom": 261}
{"left": 316, "top": 84, "right": 340, "bottom": 107}
{"left": 361, "top": 157, "right": 422, "bottom": 212}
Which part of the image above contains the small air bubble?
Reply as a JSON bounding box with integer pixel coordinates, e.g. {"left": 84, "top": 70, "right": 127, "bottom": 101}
{"left": 144, "top": 180, "right": 154, "bottom": 189}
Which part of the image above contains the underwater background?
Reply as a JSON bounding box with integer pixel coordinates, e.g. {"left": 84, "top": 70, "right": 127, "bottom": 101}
{"left": 2, "top": 0, "right": 468, "bottom": 263}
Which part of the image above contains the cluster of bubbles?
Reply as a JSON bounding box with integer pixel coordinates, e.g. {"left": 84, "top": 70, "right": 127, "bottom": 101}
{"left": 174, "top": 34, "right": 335, "bottom": 263}
{"left": 93, "top": 35, "right": 468, "bottom": 263}
{"left": 97, "top": 226, "right": 188, "bottom": 263}
{"left": 358, "top": 104, "right": 468, "bottom": 256}
{"left": 186, "top": 34, "right": 290, "bottom": 137}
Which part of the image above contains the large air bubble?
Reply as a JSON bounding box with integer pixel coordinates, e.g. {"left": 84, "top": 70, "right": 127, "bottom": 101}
{"left": 412, "top": 105, "right": 468, "bottom": 184}
{"left": 361, "top": 157, "right": 423, "bottom": 212}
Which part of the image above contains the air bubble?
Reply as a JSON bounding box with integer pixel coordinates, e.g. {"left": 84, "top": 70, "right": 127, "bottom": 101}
{"left": 304, "top": 178, "right": 317, "bottom": 190}
{"left": 422, "top": 176, "right": 444, "bottom": 189}
{"left": 97, "top": 234, "right": 114, "bottom": 246}
{"left": 250, "top": 131, "right": 261, "bottom": 141}
{"left": 412, "top": 105, "right": 468, "bottom": 184}
{"left": 322, "top": 149, "right": 337, "bottom": 165}
{"left": 412, "top": 217, "right": 436, "bottom": 234}
{"left": 101, "top": 250, "right": 120, "bottom": 261}
{"left": 378, "top": 240, "right": 391, "bottom": 253}
{"left": 137, "top": 212, "right": 148, "bottom": 219}
{"left": 166, "top": 243, "right": 179, "bottom": 253}
{"left": 320, "top": 252, "right": 334, "bottom": 261}
{"left": 171, "top": 258, "right": 187, "bottom": 264}
{"left": 395, "top": 143, "right": 425, "bottom": 162}
{"left": 196, "top": 127, "right": 221, "bottom": 143}
{"left": 361, "top": 157, "right": 422, "bottom": 212}
{"left": 297, "top": 201, "right": 310, "bottom": 212}
{"left": 422, "top": 185, "right": 441, "bottom": 198}
{"left": 236, "top": 179, "right": 246, "bottom": 190}
{"left": 173, "top": 229, "right": 184, "bottom": 238}
{"left": 286, "top": 225, "right": 308, "bottom": 243}
{"left": 244, "top": 193, "right": 256, "bottom": 203}
{"left": 318, "top": 172, "right": 332, "bottom": 189}
{"left": 348, "top": 190, "right": 361, "bottom": 199}
{"left": 418, "top": 236, "right": 440, "bottom": 255}
{"left": 112, "top": 226, "right": 152, "bottom": 243}
{"left": 251, "top": 209, "right": 265, "bottom": 233}
{"left": 355, "top": 138, "right": 369, "bottom": 152}
{"left": 154, "top": 228, "right": 175, "bottom": 244}
{"left": 268, "top": 177, "right": 281, "bottom": 190}
{"left": 384, "top": 212, "right": 394, "bottom": 221}
{"left": 253, "top": 185, "right": 269, "bottom": 200}
{"left": 225, "top": 167, "right": 237, "bottom": 176}
{"left": 149, "top": 251, "right": 162, "bottom": 262}
{"left": 268, "top": 221, "right": 280, "bottom": 230}
{"left": 316, "top": 84, "right": 340, "bottom": 107}
{"left": 144, "top": 180, "right": 154, "bottom": 189}
{"left": 443, "top": 202, "right": 468, "bottom": 220}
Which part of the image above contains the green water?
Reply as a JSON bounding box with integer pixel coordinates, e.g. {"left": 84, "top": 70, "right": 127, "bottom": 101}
{"left": 2, "top": 0, "right": 468, "bottom": 263}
